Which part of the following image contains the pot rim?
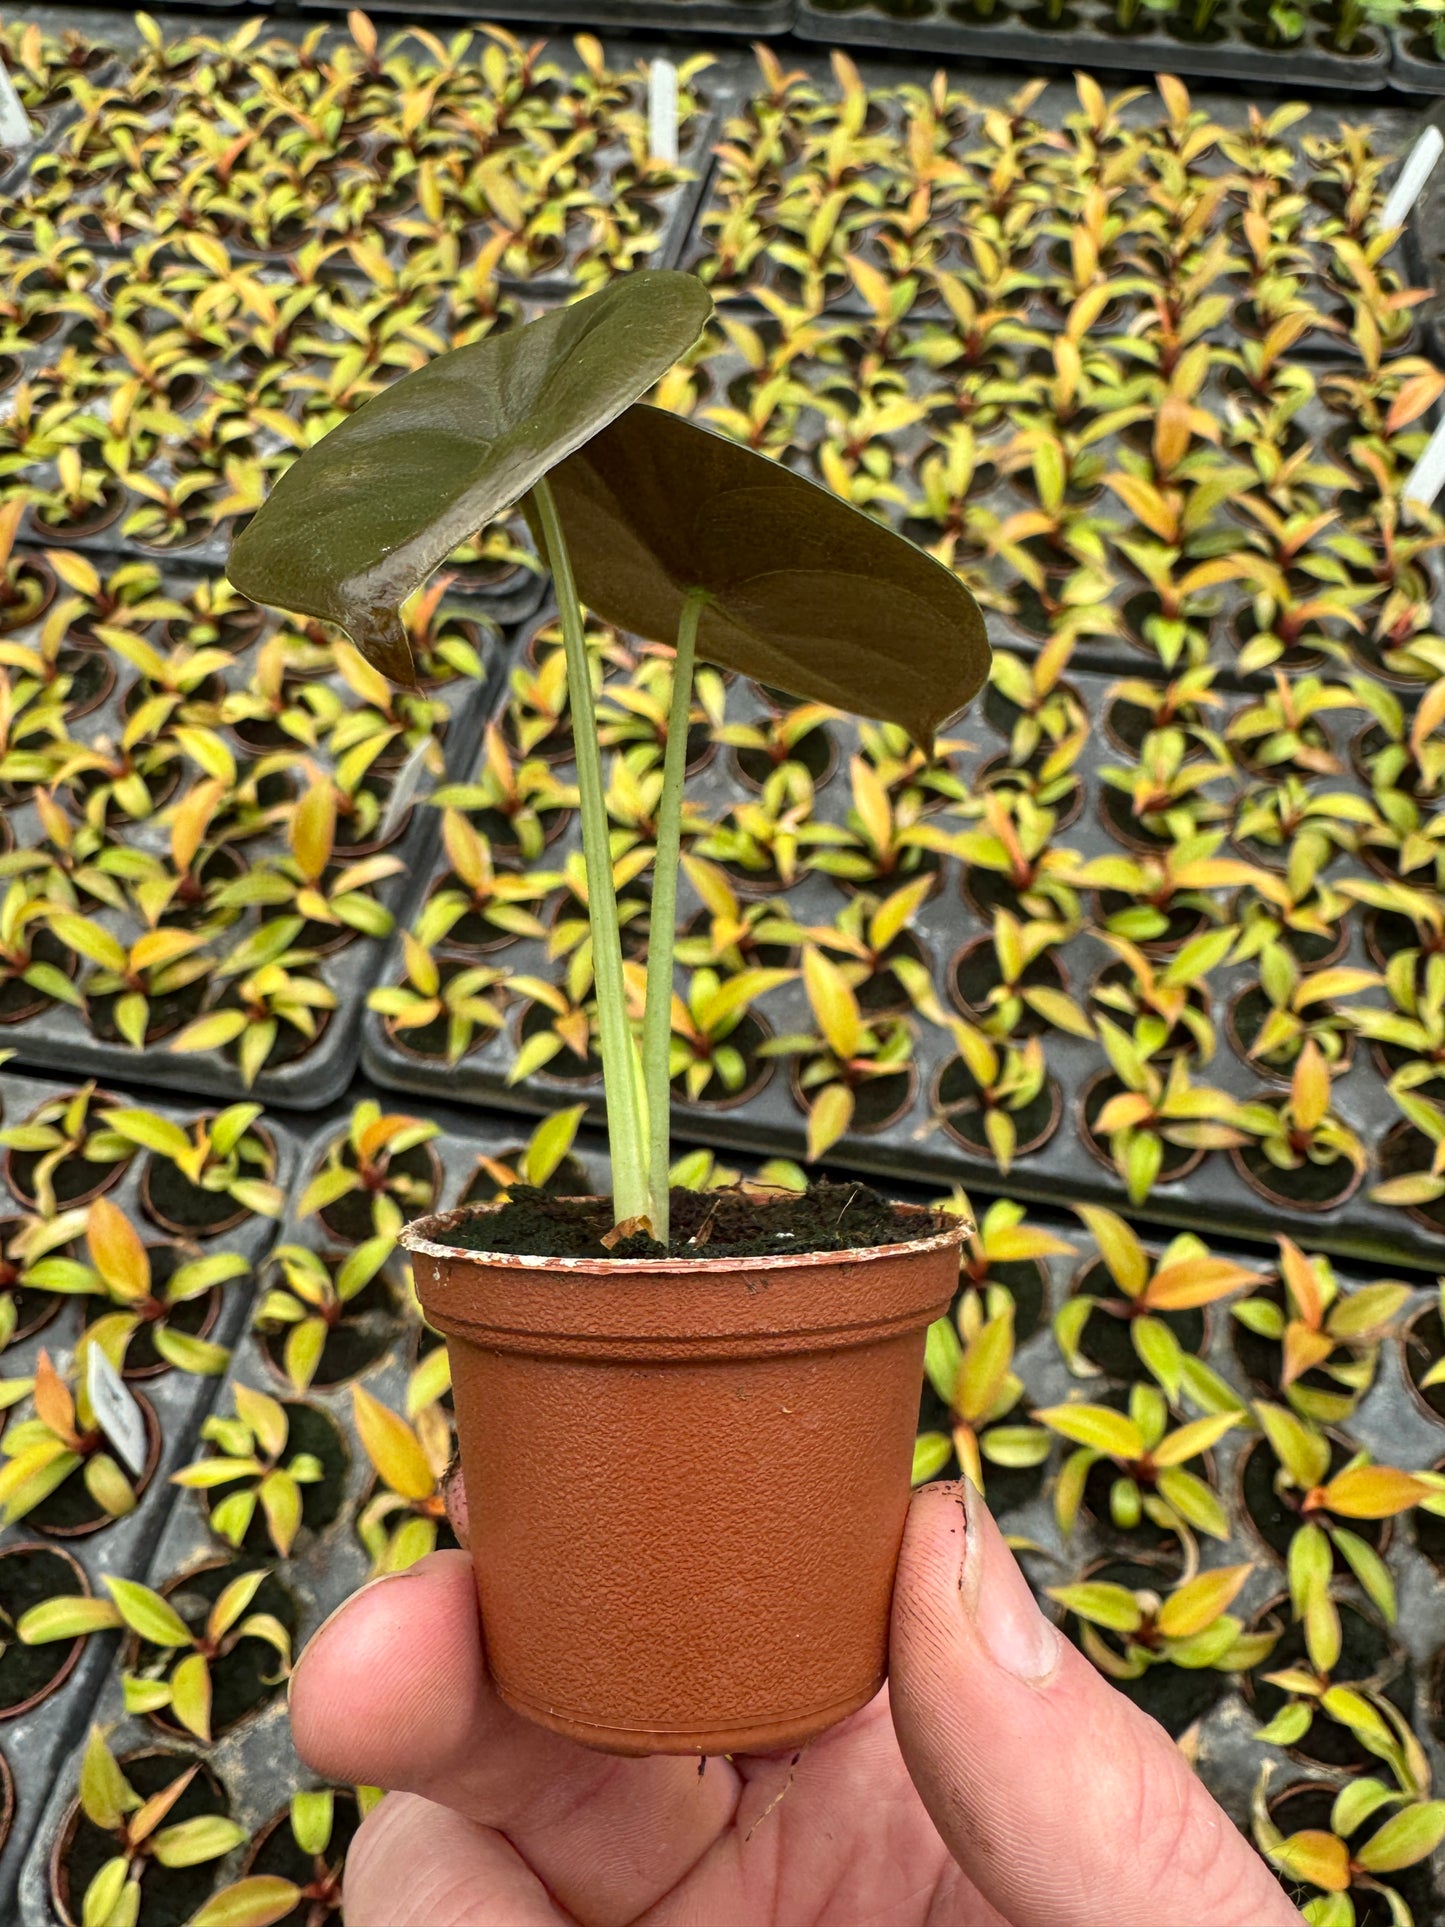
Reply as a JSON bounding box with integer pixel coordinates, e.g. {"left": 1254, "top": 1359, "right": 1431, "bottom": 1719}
{"left": 400, "top": 1195, "right": 961, "bottom": 1273}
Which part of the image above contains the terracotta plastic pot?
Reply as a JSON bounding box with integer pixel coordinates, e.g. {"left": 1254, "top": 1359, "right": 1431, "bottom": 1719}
{"left": 402, "top": 1198, "right": 960, "bottom": 1757}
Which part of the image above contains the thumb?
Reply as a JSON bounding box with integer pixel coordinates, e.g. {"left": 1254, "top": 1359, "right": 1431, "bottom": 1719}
{"left": 889, "top": 1481, "right": 1302, "bottom": 1927}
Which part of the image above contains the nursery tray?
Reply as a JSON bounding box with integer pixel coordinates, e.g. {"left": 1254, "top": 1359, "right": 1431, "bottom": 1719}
{"left": 661, "top": 330, "right": 1442, "bottom": 686}
{"left": 0, "top": 1066, "right": 295, "bottom": 1913}
{"left": 688, "top": 61, "right": 1431, "bottom": 333}
{"left": 16, "top": 1090, "right": 1445, "bottom": 1921}
{"left": 362, "top": 645, "right": 1445, "bottom": 1274}
{"left": 297, "top": 0, "right": 795, "bottom": 39}
{"left": 0, "top": 19, "right": 733, "bottom": 305}
{"left": 0, "top": 553, "right": 509, "bottom": 1109}
{"left": 9, "top": 1088, "right": 617, "bottom": 1927}
{"left": 791, "top": 0, "right": 1391, "bottom": 91}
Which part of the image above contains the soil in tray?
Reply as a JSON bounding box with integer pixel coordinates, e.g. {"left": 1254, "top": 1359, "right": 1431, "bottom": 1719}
{"left": 444, "top": 1182, "right": 942, "bottom": 1262}
{"left": 1404, "top": 1306, "right": 1445, "bottom": 1424}
{"left": 915, "top": 1379, "right": 1044, "bottom": 1518}
{"left": 54, "top": 1750, "right": 231, "bottom": 1927}
{"left": 1061, "top": 1557, "right": 1223, "bottom": 1739}
{"left": 205, "top": 1402, "right": 347, "bottom": 1552}
{"left": 26, "top": 1395, "right": 158, "bottom": 1535}
{"left": 1240, "top": 1432, "right": 1389, "bottom": 1568}
{"left": 0, "top": 1544, "right": 91, "bottom": 1715}
{"left": 460, "top": 1152, "right": 592, "bottom": 1207}
{"left": 0, "top": 1215, "right": 65, "bottom": 1343}
{"left": 935, "top": 1058, "right": 1058, "bottom": 1159}
{"left": 0, "top": 930, "right": 77, "bottom": 1023}
{"left": 1266, "top": 1783, "right": 1440, "bottom": 1927}
{"left": 135, "top": 1561, "right": 298, "bottom": 1739}
{"left": 6, "top": 1128, "right": 129, "bottom": 1212}
{"left": 244, "top": 1789, "right": 359, "bottom": 1924}
{"left": 143, "top": 1147, "right": 268, "bottom": 1238}
{"left": 80, "top": 1254, "right": 219, "bottom": 1377}
{"left": 1378, "top": 1123, "right": 1445, "bottom": 1236}
{"left": 1071, "top": 1261, "right": 1206, "bottom": 1379}
{"left": 317, "top": 1142, "right": 442, "bottom": 1244}
{"left": 674, "top": 1012, "right": 773, "bottom": 1106}
{"left": 1230, "top": 1280, "right": 1357, "bottom": 1404}
{"left": 957, "top": 1257, "right": 1049, "bottom": 1344}
{"left": 950, "top": 941, "right": 1066, "bottom": 1037}
{"left": 258, "top": 1265, "right": 401, "bottom": 1390}
{"left": 1247, "top": 1597, "right": 1410, "bottom": 1774}
{"left": 1232, "top": 1134, "right": 1361, "bottom": 1212}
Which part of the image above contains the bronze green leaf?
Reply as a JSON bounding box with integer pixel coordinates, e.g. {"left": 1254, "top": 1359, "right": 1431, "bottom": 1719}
{"left": 532, "top": 404, "right": 989, "bottom": 747}
{"left": 227, "top": 273, "right": 714, "bottom": 682}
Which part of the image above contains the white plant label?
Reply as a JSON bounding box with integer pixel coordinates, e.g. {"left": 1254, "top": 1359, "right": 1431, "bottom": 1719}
{"left": 1379, "top": 125, "right": 1444, "bottom": 239}
{"left": 1403, "top": 413, "right": 1445, "bottom": 522}
{"left": 649, "top": 59, "right": 679, "bottom": 170}
{"left": 0, "top": 56, "right": 31, "bottom": 153}
{"left": 87, "top": 1343, "right": 149, "bottom": 1478}
{"left": 379, "top": 736, "right": 431, "bottom": 844}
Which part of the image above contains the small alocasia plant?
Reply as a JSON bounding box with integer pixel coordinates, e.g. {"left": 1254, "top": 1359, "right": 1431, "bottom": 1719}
{"left": 228, "top": 270, "right": 988, "bottom": 1240}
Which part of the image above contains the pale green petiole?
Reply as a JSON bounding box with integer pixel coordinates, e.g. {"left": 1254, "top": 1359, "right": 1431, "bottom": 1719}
{"left": 530, "top": 477, "right": 651, "bottom": 1227}
{"left": 641, "top": 588, "right": 706, "bottom": 1246}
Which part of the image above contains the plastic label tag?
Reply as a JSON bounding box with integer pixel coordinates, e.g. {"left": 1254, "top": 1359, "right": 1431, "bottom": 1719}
{"left": 1379, "top": 126, "right": 1444, "bottom": 239}
{"left": 87, "top": 1342, "right": 148, "bottom": 1477}
{"left": 379, "top": 737, "right": 430, "bottom": 844}
{"left": 0, "top": 57, "right": 31, "bottom": 153}
{"left": 649, "top": 60, "right": 678, "bottom": 170}
{"left": 1403, "top": 414, "right": 1445, "bottom": 523}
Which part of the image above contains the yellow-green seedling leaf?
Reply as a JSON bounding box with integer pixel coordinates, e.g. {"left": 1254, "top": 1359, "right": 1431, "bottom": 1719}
{"left": 230, "top": 274, "right": 715, "bottom": 683}
{"left": 1319, "top": 1465, "right": 1429, "bottom": 1519}
{"left": 1354, "top": 1801, "right": 1445, "bottom": 1873}
{"left": 79, "top": 1726, "right": 139, "bottom": 1833}
{"left": 1157, "top": 1564, "right": 1253, "bottom": 1641}
{"left": 208, "top": 1569, "right": 269, "bottom": 1643}
{"left": 1148, "top": 1256, "right": 1259, "bottom": 1311}
{"left": 1047, "top": 1581, "right": 1144, "bottom": 1635}
{"left": 18, "top": 1595, "right": 123, "bottom": 1643}
{"left": 233, "top": 1383, "right": 288, "bottom": 1459}
{"left": 82, "top": 1856, "right": 131, "bottom": 1927}
{"left": 187, "top": 1878, "right": 305, "bottom": 1927}
{"left": 290, "top": 1789, "right": 334, "bottom": 1858}
{"left": 169, "top": 1651, "right": 213, "bottom": 1743}
{"left": 85, "top": 1198, "right": 151, "bottom": 1305}
{"left": 103, "top": 1577, "right": 192, "bottom": 1647}
{"left": 923, "top": 1316, "right": 963, "bottom": 1407}
{"left": 259, "top": 1470, "right": 302, "bottom": 1556}
{"left": 1074, "top": 1204, "right": 1146, "bottom": 1299}
{"left": 151, "top": 1815, "right": 248, "bottom": 1868}
{"left": 352, "top": 1384, "right": 433, "bottom": 1501}
{"left": 912, "top": 1432, "right": 953, "bottom": 1484}
{"left": 1151, "top": 1411, "right": 1239, "bottom": 1468}
{"left": 1035, "top": 1403, "right": 1143, "bottom": 1459}
{"left": 1255, "top": 1402, "right": 1331, "bottom": 1492}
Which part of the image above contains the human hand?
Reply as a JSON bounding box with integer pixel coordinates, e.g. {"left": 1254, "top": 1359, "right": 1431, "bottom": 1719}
{"left": 288, "top": 1477, "right": 1303, "bottom": 1927}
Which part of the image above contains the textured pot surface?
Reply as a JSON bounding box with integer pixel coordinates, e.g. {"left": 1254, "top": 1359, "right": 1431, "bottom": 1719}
{"left": 403, "top": 1199, "right": 960, "bottom": 1756}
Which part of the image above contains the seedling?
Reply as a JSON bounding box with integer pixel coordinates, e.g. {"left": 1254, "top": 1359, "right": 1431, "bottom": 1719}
{"left": 229, "top": 272, "right": 986, "bottom": 1239}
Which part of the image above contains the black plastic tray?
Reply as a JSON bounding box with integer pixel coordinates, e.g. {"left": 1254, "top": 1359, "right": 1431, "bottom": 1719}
{"left": 360, "top": 642, "right": 1445, "bottom": 1271}
{"left": 0, "top": 554, "right": 507, "bottom": 1107}
{"left": 0, "top": 1067, "right": 294, "bottom": 1912}
{"left": 792, "top": 0, "right": 1390, "bottom": 89}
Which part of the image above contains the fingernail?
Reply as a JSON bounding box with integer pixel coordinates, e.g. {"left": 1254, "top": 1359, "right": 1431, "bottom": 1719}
{"left": 962, "top": 1478, "right": 1060, "bottom": 1686}
{"left": 288, "top": 1566, "right": 419, "bottom": 1709}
